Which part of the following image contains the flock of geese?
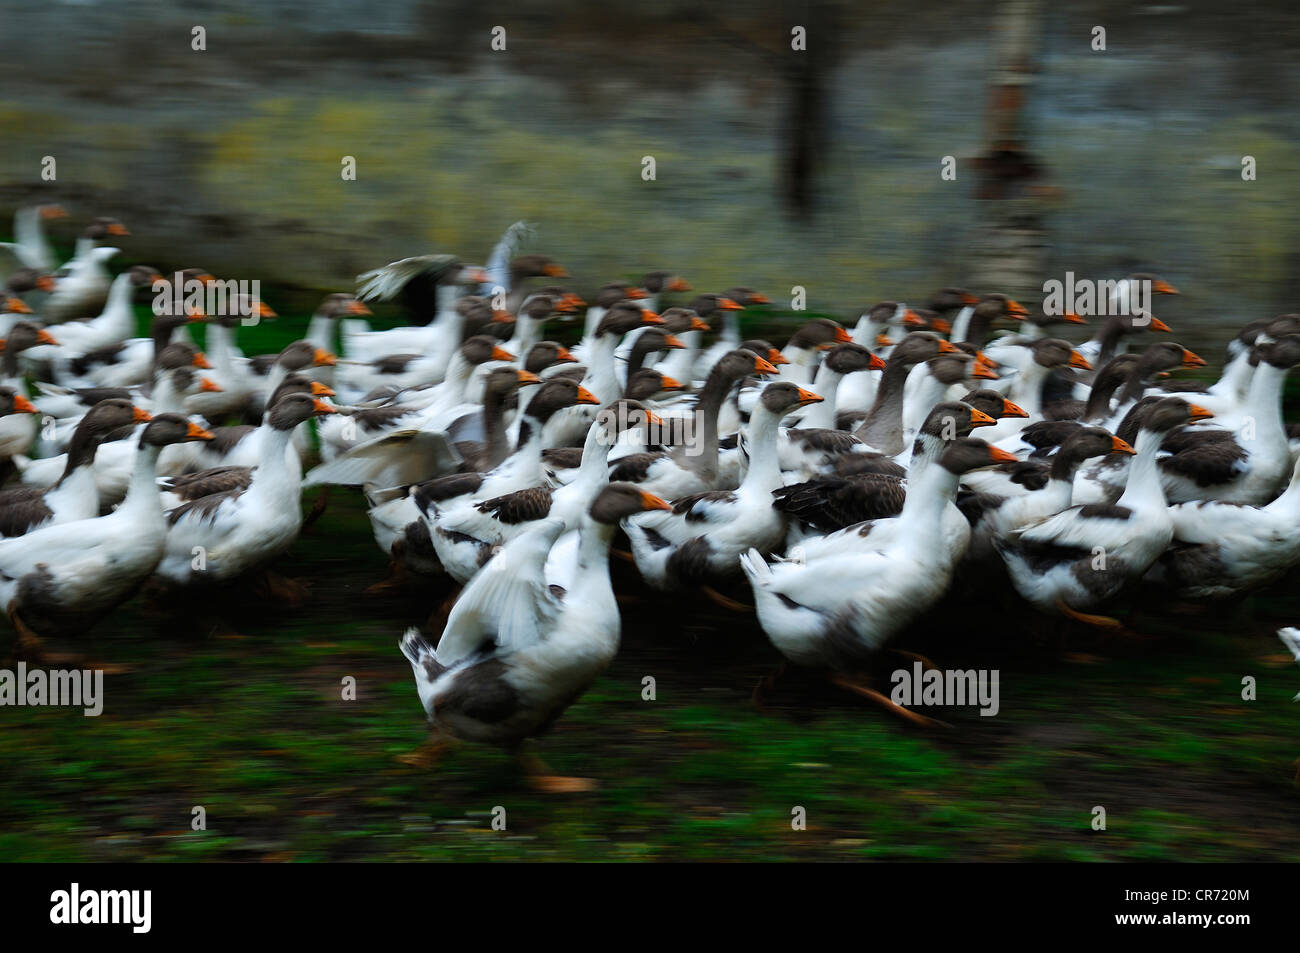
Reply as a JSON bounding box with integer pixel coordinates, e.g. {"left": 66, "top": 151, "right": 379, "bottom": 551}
{"left": 3, "top": 209, "right": 1299, "bottom": 790}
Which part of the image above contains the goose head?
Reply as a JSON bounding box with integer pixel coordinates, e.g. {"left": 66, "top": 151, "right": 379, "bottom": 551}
{"left": 524, "top": 341, "right": 577, "bottom": 374}
{"left": 1253, "top": 332, "right": 1300, "bottom": 371}
{"left": 0, "top": 385, "right": 38, "bottom": 417}
{"left": 958, "top": 389, "right": 1029, "bottom": 421}
{"left": 658, "top": 307, "right": 710, "bottom": 334}
{"left": 721, "top": 288, "right": 769, "bottom": 307}
{"left": 83, "top": 217, "right": 129, "bottom": 241}
{"left": 67, "top": 398, "right": 151, "bottom": 454}
{"left": 1030, "top": 338, "right": 1090, "bottom": 372}
{"left": 928, "top": 287, "right": 980, "bottom": 312}
{"left": 594, "top": 398, "right": 664, "bottom": 444}
{"left": 787, "top": 318, "right": 852, "bottom": 351}
{"left": 5, "top": 267, "right": 54, "bottom": 295}
{"left": 266, "top": 391, "right": 338, "bottom": 430}
{"left": 902, "top": 308, "right": 951, "bottom": 336}
{"left": 715, "top": 348, "right": 780, "bottom": 384}
{"left": 509, "top": 254, "right": 568, "bottom": 283}
{"left": 592, "top": 281, "right": 646, "bottom": 309}
{"left": 267, "top": 374, "right": 334, "bottom": 406}
{"left": 641, "top": 271, "right": 692, "bottom": 295}
{"left": 689, "top": 292, "right": 745, "bottom": 317}
{"left": 156, "top": 342, "right": 211, "bottom": 372}
{"left": 459, "top": 334, "right": 515, "bottom": 367}
{"left": 625, "top": 368, "right": 684, "bottom": 401}
{"left": 740, "top": 339, "right": 788, "bottom": 367}
{"left": 822, "top": 342, "right": 886, "bottom": 376}
{"left": 589, "top": 482, "right": 671, "bottom": 524}
{"left": 595, "top": 301, "right": 662, "bottom": 337}
{"left": 140, "top": 413, "right": 214, "bottom": 447}
{"left": 481, "top": 366, "right": 541, "bottom": 403}
{"left": 526, "top": 377, "right": 600, "bottom": 423}
{"left": 1057, "top": 426, "right": 1136, "bottom": 469}
{"left": 316, "top": 292, "right": 371, "bottom": 319}
{"left": 0, "top": 320, "right": 58, "bottom": 354}
{"left": 919, "top": 401, "right": 998, "bottom": 444}
{"left": 938, "top": 437, "right": 1020, "bottom": 475}
{"left": 756, "top": 381, "right": 823, "bottom": 419}
{"left": 277, "top": 339, "right": 337, "bottom": 371}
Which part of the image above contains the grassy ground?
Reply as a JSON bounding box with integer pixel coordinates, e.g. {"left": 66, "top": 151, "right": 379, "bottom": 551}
{"left": 0, "top": 291, "right": 1297, "bottom": 862}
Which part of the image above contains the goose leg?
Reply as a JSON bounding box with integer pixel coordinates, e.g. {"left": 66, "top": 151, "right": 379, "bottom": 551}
{"left": 752, "top": 662, "right": 787, "bottom": 710}
{"left": 1056, "top": 599, "right": 1123, "bottom": 630}
{"left": 6, "top": 608, "right": 107, "bottom": 668}
{"left": 700, "top": 584, "right": 752, "bottom": 612}
{"left": 830, "top": 673, "right": 951, "bottom": 729}
{"left": 301, "top": 486, "right": 331, "bottom": 530}
{"left": 518, "top": 750, "right": 596, "bottom": 794}
{"left": 397, "top": 730, "right": 454, "bottom": 769}
{"left": 365, "top": 558, "right": 411, "bottom": 596}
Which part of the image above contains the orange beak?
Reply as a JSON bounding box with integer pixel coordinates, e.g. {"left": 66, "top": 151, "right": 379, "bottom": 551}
{"left": 641, "top": 309, "right": 663, "bottom": 324}
{"left": 575, "top": 386, "right": 600, "bottom": 406}
{"left": 257, "top": 301, "right": 277, "bottom": 318}
{"left": 876, "top": 333, "right": 895, "bottom": 347}
{"left": 314, "top": 348, "right": 338, "bottom": 366}
{"left": 555, "top": 346, "right": 577, "bottom": 363}
{"left": 13, "top": 395, "right": 38, "bottom": 414}
{"left": 36, "top": 329, "right": 59, "bottom": 346}
{"left": 1001, "top": 399, "right": 1029, "bottom": 418}
{"left": 976, "top": 352, "right": 998, "bottom": 369}
{"left": 41, "top": 205, "right": 67, "bottom": 220}
{"left": 970, "top": 408, "right": 997, "bottom": 428}
{"left": 625, "top": 287, "right": 648, "bottom": 300}
{"left": 937, "top": 339, "right": 959, "bottom": 354}
{"left": 662, "top": 334, "right": 685, "bottom": 349}
{"left": 795, "top": 387, "right": 824, "bottom": 407}
{"left": 492, "top": 310, "right": 515, "bottom": 324}
{"left": 767, "top": 349, "right": 790, "bottom": 366}
{"left": 185, "top": 307, "right": 206, "bottom": 323}
{"left": 1064, "top": 312, "right": 1087, "bottom": 325}
{"left": 754, "top": 356, "right": 779, "bottom": 375}
{"left": 35, "top": 275, "right": 56, "bottom": 292}
{"left": 931, "top": 318, "right": 953, "bottom": 335}
{"left": 192, "top": 352, "right": 212, "bottom": 369}
{"left": 961, "top": 293, "right": 980, "bottom": 305}
{"left": 516, "top": 369, "right": 542, "bottom": 385}
{"left": 543, "top": 263, "right": 569, "bottom": 278}
{"left": 348, "top": 299, "right": 372, "bottom": 316}
{"left": 988, "top": 446, "right": 1020, "bottom": 464}
{"left": 4, "top": 298, "right": 32, "bottom": 314}
{"left": 1110, "top": 435, "right": 1137, "bottom": 455}
{"left": 491, "top": 345, "right": 517, "bottom": 362}
{"left": 869, "top": 353, "right": 887, "bottom": 371}
{"left": 185, "top": 422, "right": 215, "bottom": 441}
{"left": 310, "top": 381, "right": 336, "bottom": 397}
{"left": 132, "top": 406, "right": 152, "bottom": 423}
{"left": 1181, "top": 348, "right": 1206, "bottom": 368}
{"left": 749, "top": 293, "right": 771, "bottom": 305}
{"left": 1005, "top": 299, "right": 1029, "bottom": 318}
{"left": 1153, "top": 279, "right": 1179, "bottom": 295}
{"left": 718, "top": 297, "right": 744, "bottom": 311}
{"left": 670, "top": 278, "right": 692, "bottom": 292}
{"left": 690, "top": 316, "right": 711, "bottom": 332}
{"left": 1150, "top": 317, "right": 1172, "bottom": 333}
{"left": 199, "top": 377, "right": 223, "bottom": 393}
{"left": 312, "top": 399, "right": 338, "bottom": 415}
{"left": 563, "top": 293, "right": 587, "bottom": 309}
{"left": 833, "top": 325, "right": 852, "bottom": 343}
{"left": 107, "top": 223, "right": 130, "bottom": 236}
{"left": 638, "top": 490, "right": 673, "bottom": 512}
{"left": 903, "top": 310, "right": 925, "bottom": 328}
{"left": 1187, "top": 404, "right": 1214, "bottom": 421}
{"left": 659, "top": 375, "right": 684, "bottom": 390}
{"left": 973, "top": 363, "right": 999, "bottom": 380}
{"left": 1068, "top": 351, "right": 1092, "bottom": 370}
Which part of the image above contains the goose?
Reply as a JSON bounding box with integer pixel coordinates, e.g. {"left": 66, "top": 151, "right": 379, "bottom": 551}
{"left": 0, "top": 322, "right": 58, "bottom": 462}
{"left": 995, "top": 397, "right": 1211, "bottom": 626}
{"left": 347, "top": 259, "right": 491, "bottom": 378}
{"left": 182, "top": 304, "right": 276, "bottom": 421}
{"left": 741, "top": 439, "right": 1017, "bottom": 707}
{"left": 312, "top": 336, "right": 515, "bottom": 476}
{"left": 1153, "top": 334, "right": 1300, "bottom": 504}
{"left": 981, "top": 308, "right": 1087, "bottom": 361}
{"left": 40, "top": 265, "right": 162, "bottom": 362}
{"left": 962, "top": 426, "right": 1136, "bottom": 565}
{"left": 43, "top": 218, "right": 129, "bottom": 323}
{"left": 691, "top": 292, "right": 754, "bottom": 381}
{"left": 58, "top": 309, "right": 204, "bottom": 389}
{"left": 948, "top": 293, "right": 1029, "bottom": 347}
{"left": 574, "top": 281, "right": 649, "bottom": 355}
{"left": 837, "top": 301, "right": 910, "bottom": 416}
{"left": 1148, "top": 454, "right": 1300, "bottom": 599}
{"left": 0, "top": 288, "right": 35, "bottom": 337}
{"left": 0, "top": 398, "right": 144, "bottom": 538}
{"left": 624, "top": 383, "right": 824, "bottom": 590}
{"left": 179, "top": 375, "right": 336, "bottom": 481}
{"left": 648, "top": 307, "right": 710, "bottom": 385}
{"left": 152, "top": 393, "right": 337, "bottom": 587}
{"left": 0, "top": 203, "right": 65, "bottom": 274}
{"left": 305, "top": 293, "right": 372, "bottom": 361}
{"left": 1074, "top": 310, "right": 1174, "bottom": 372}
{"left": 774, "top": 402, "right": 1001, "bottom": 559}
{"left": 617, "top": 324, "right": 685, "bottom": 391}
{"left": 398, "top": 483, "right": 671, "bottom": 790}
{"left": 637, "top": 270, "right": 692, "bottom": 313}
{"left": 774, "top": 343, "right": 886, "bottom": 477}
{"left": 608, "top": 349, "right": 778, "bottom": 498}
{"left": 898, "top": 353, "right": 996, "bottom": 451}
{"left": 420, "top": 379, "right": 600, "bottom": 574}
{"left": 497, "top": 290, "right": 581, "bottom": 373}
{"left": 848, "top": 331, "right": 960, "bottom": 457}
{"left": 248, "top": 339, "right": 337, "bottom": 419}
{"left": 0, "top": 414, "right": 212, "bottom": 658}
{"left": 978, "top": 339, "right": 1091, "bottom": 444}
{"left": 776, "top": 318, "right": 853, "bottom": 384}
{"left": 431, "top": 399, "right": 660, "bottom": 582}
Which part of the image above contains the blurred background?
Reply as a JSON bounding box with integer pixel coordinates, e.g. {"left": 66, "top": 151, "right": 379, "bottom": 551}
{"left": 1, "top": 0, "right": 1299, "bottom": 862}
{"left": 3, "top": 1, "right": 1300, "bottom": 343}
